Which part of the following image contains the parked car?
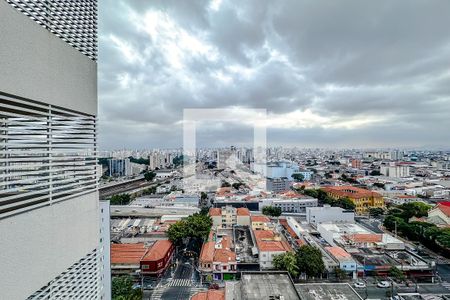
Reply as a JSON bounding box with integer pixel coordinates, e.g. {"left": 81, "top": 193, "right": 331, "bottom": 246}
{"left": 377, "top": 281, "right": 390, "bottom": 288}
{"left": 354, "top": 281, "right": 366, "bottom": 288}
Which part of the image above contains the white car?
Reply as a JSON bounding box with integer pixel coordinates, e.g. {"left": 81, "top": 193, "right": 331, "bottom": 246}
{"left": 354, "top": 281, "right": 366, "bottom": 288}
{"left": 377, "top": 281, "right": 390, "bottom": 288}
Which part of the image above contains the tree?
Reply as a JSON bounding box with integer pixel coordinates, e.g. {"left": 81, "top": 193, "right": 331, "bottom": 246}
{"left": 334, "top": 267, "right": 348, "bottom": 281}
{"left": 370, "top": 170, "right": 381, "bottom": 176}
{"left": 292, "top": 173, "right": 305, "bottom": 182}
{"left": 369, "top": 207, "right": 384, "bottom": 217}
{"left": 167, "top": 213, "right": 212, "bottom": 245}
{"left": 339, "top": 197, "right": 356, "bottom": 210}
{"left": 112, "top": 275, "right": 142, "bottom": 300}
{"left": 110, "top": 194, "right": 132, "bottom": 205}
{"left": 389, "top": 266, "right": 405, "bottom": 281}
{"left": 201, "top": 192, "right": 208, "bottom": 200}
{"left": 262, "top": 206, "right": 282, "bottom": 217}
{"left": 232, "top": 182, "right": 244, "bottom": 190}
{"left": 273, "top": 252, "right": 299, "bottom": 278}
{"left": 221, "top": 181, "right": 231, "bottom": 187}
{"left": 296, "top": 245, "right": 325, "bottom": 277}
{"left": 144, "top": 171, "right": 156, "bottom": 181}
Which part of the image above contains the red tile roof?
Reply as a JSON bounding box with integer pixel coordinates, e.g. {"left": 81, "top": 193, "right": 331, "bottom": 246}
{"left": 141, "top": 240, "right": 173, "bottom": 262}
{"left": 279, "top": 219, "right": 299, "bottom": 239}
{"left": 191, "top": 289, "right": 225, "bottom": 300}
{"left": 213, "top": 248, "right": 236, "bottom": 263}
{"left": 435, "top": 202, "right": 450, "bottom": 217}
{"left": 345, "top": 233, "right": 382, "bottom": 243}
{"left": 251, "top": 215, "right": 271, "bottom": 223}
{"left": 325, "top": 246, "right": 352, "bottom": 260}
{"left": 209, "top": 208, "right": 221, "bottom": 216}
{"left": 111, "top": 243, "right": 147, "bottom": 265}
{"left": 323, "top": 186, "right": 382, "bottom": 199}
{"left": 253, "top": 230, "right": 291, "bottom": 252}
{"left": 237, "top": 207, "right": 250, "bottom": 216}
{"left": 199, "top": 241, "right": 215, "bottom": 263}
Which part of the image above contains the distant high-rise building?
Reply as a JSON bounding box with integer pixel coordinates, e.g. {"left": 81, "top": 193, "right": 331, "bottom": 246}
{"left": 0, "top": 1, "right": 107, "bottom": 299}
{"left": 108, "top": 158, "right": 132, "bottom": 177}
{"left": 351, "top": 159, "right": 362, "bottom": 169}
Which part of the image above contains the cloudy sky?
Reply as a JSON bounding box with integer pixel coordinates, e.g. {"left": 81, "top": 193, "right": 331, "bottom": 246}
{"left": 98, "top": 0, "right": 450, "bottom": 150}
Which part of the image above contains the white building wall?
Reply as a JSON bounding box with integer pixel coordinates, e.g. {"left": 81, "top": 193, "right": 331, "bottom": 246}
{"left": 306, "top": 206, "right": 355, "bottom": 226}
{"left": 99, "top": 201, "right": 112, "bottom": 300}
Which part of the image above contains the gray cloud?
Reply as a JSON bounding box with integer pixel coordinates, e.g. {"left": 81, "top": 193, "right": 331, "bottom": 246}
{"left": 98, "top": 0, "right": 450, "bottom": 150}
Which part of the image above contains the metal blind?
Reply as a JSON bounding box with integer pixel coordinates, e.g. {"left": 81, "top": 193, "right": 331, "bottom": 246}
{"left": 0, "top": 94, "right": 98, "bottom": 218}
{"left": 5, "top": 0, "right": 97, "bottom": 61}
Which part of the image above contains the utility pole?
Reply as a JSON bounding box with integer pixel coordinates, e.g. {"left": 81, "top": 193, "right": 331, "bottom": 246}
{"left": 394, "top": 220, "right": 397, "bottom": 238}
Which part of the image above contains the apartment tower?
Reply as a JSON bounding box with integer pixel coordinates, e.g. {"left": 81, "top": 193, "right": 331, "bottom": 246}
{"left": 0, "top": 0, "right": 108, "bottom": 299}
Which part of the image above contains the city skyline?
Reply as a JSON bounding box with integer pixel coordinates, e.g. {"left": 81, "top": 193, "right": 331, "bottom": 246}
{"left": 99, "top": 0, "right": 450, "bottom": 150}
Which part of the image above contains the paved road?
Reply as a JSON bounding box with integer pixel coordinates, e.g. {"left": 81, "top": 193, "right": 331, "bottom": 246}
{"left": 147, "top": 258, "right": 206, "bottom": 300}
{"left": 354, "top": 282, "right": 450, "bottom": 299}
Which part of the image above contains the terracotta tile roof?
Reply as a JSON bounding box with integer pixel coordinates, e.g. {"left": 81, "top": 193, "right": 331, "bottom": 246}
{"left": 142, "top": 240, "right": 173, "bottom": 262}
{"left": 279, "top": 219, "right": 299, "bottom": 239}
{"left": 111, "top": 243, "right": 147, "bottom": 265}
{"left": 191, "top": 289, "right": 225, "bottom": 300}
{"left": 209, "top": 208, "right": 221, "bottom": 216}
{"left": 345, "top": 233, "right": 382, "bottom": 243}
{"left": 251, "top": 215, "right": 271, "bottom": 223}
{"left": 435, "top": 202, "right": 450, "bottom": 217}
{"left": 199, "top": 241, "right": 215, "bottom": 263}
{"left": 253, "top": 230, "right": 291, "bottom": 252}
{"left": 237, "top": 207, "right": 250, "bottom": 216}
{"left": 325, "top": 246, "right": 352, "bottom": 260}
{"left": 220, "top": 235, "right": 231, "bottom": 249}
{"left": 323, "top": 186, "right": 382, "bottom": 199}
{"left": 213, "top": 248, "right": 236, "bottom": 263}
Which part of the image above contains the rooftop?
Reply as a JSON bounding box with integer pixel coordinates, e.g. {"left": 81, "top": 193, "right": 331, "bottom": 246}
{"left": 239, "top": 272, "right": 301, "bottom": 300}
{"left": 141, "top": 240, "right": 173, "bottom": 261}
{"left": 191, "top": 289, "right": 225, "bottom": 300}
{"left": 111, "top": 243, "right": 147, "bottom": 265}
{"left": 251, "top": 215, "right": 271, "bottom": 223}
{"left": 323, "top": 186, "right": 382, "bottom": 199}
{"left": 295, "top": 283, "right": 362, "bottom": 300}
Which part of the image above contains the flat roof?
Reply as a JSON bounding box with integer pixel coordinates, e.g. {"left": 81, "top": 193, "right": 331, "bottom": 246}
{"left": 239, "top": 272, "right": 301, "bottom": 300}
{"left": 295, "top": 283, "right": 363, "bottom": 300}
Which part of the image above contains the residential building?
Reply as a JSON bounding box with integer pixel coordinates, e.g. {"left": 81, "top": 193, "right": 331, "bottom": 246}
{"left": 423, "top": 202, "right": 450, "bottom": 227}
{"left": 108, "top": 158, "right": 132, "bottom": 177}
{"left": 351, "top": 159, "right": 362, "bottom": 169}
{"left": 253, "top": 230, "right": 292, "bottom": 269}
{"left": 380, "top": 164, "right": 410, "bottom": 178}
{"left": 294, "top": 169, "right": 314, "bottom": 181}
{"left": 306, "top": 205, "right": 355, "bottom": 226}
{"left": 266, "top": 177, "right": 291, "bottom": 193}
{"left": 0, "top": 1, "right": 104, "bottom": 299}
{"left": 199, "top": 233, "right": 237, "bottom": 281}
{"left": 191, "top": 289, "right": 225, "bottom": 300}
{"left": 251, "top": 215, "right": 271, "bottom": 230}
{"left": 322, "top": 186, "right": 384, "bottom": 215}
{"left": 209, "top": 206, "right": 250, "bottom": 229}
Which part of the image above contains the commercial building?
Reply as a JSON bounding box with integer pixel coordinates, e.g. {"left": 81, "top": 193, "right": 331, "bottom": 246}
{"left": 266, "top": 177, "right": 291, "bottom": 193}
{"left": 111, "top": 241, "right": 174, "bottom": 277}
{"left": 380, "top": 164, "right": 410, "bottom": 178}
{"left": 260, "top": 196, "right": 318, "bottom": 214}
{"left": 322, "top": 186, "right": 384, "bottom": 215}
{"left": 306, "top": 205, "right": 355, "bottom": 226}
{"left": 108, "top": 158, "right": 132, "bottom": 177}
{"left": 0, "top": 1, "right": 105, "bottom": 299}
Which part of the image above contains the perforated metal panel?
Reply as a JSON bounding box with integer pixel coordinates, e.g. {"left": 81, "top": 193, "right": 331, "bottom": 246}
{"left": 5, "top": 0, "right": 97, "bottom": 60}
{"left": 0, "top": 94, "right": 98, "bottom": 218}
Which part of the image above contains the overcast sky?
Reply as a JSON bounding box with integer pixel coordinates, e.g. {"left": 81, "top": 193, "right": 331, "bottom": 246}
{"left": 98, "top": 0, "right": 450, "bottom": 150}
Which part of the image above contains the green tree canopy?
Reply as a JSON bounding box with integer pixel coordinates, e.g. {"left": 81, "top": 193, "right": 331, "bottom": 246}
{"left": 296, "top": 245, "right": 325, "bottom": 277}
{"left": 167, "top": 213, "right": 212, "bottom": 245}
{"left": 273, "top": 252, "right": 299, "bottom": 278}
{"left": 262, "top": 206, "right": 282, "bottom": 217}
{"left": 144, "top": 171, "right": 156, "bottom": 181}
{"left": 112, "top": 275, "right": 142, "bottom": 300}
{"left": 110, "top": 194, "right": 132, "bottom": 205}
{"left": 292, "top": 173, "right": 305, "bottom": 182}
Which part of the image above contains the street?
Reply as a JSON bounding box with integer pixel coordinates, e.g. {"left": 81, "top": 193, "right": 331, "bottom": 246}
{"left": 353, "top": 281, "right": 450, "bottom": 299}
{"left": 145, "top": 257, "right": 206, "bottom": 300}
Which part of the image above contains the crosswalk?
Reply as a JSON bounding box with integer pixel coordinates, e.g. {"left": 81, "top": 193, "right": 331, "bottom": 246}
{"left": 441, "top": 281, "right": 450, "bottom": 291}
{"left": 167, "top": 279, "right": 193, "bottom": 287}
{"left": 150, "top": 289, "right": 164, "bottom": 300}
